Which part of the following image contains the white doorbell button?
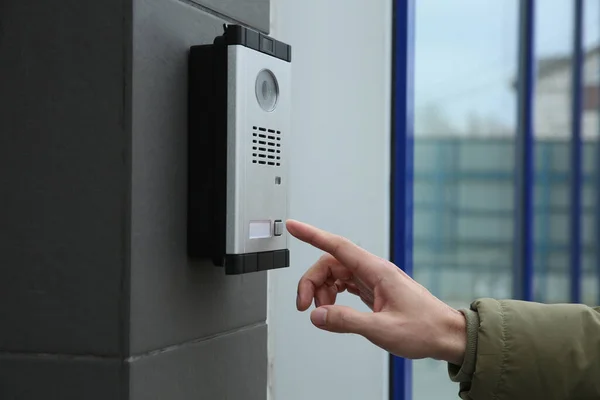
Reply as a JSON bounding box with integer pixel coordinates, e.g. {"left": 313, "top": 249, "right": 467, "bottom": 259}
{"left": 187, "top": 24, "right": 291, "bottom": 275}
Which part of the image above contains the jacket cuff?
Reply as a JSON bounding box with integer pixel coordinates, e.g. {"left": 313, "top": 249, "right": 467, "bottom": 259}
{"left": 448, "top": 308, "right": 479, "bottom": 383}
{"left": 466, "top": 299, "right": 600, "bottom": 399}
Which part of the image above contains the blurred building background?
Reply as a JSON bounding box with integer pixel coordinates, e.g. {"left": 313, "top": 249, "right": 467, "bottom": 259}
{"left": 412, "top": 0, "right": 600, "bottom": 397}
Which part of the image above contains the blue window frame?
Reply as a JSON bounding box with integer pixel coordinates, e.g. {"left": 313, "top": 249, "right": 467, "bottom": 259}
{"left": 514, "top": 0, "right": 536, "bottom": 302}
{"left": 390, "top": 0, "right": 414, "bottom": 399}
{"left": 570, "top": 0, "right": 584, "bottom": 304}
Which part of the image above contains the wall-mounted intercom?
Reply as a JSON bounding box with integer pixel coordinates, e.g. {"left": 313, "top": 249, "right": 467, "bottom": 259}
{"left": 187, "top": 24, "right": 291, "bottom": 275}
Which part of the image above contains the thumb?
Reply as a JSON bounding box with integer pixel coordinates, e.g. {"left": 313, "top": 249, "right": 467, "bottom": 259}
{"left": 310, "top": 305, "right": 377, "bottom": 336}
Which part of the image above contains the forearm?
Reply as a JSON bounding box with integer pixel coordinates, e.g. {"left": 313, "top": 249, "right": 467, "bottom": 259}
{"left": 447, "top": 308, "right": 479, "bottom": 383}
{"left": 432, "top": 307, "right": 468, "bottom": 366}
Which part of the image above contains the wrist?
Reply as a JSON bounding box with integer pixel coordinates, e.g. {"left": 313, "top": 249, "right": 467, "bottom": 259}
{"left": 434, "top": 307, "right": 467, "bottom": 365}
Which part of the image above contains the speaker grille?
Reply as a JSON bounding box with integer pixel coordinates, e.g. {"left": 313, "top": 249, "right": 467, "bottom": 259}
{"left": 251, "top": 126, "right": 282, "bottom": 167}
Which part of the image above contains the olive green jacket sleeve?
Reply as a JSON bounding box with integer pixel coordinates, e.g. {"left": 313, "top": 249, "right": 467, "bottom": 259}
{"left": 448, "top": 298, "right": 600, "bottom": 400}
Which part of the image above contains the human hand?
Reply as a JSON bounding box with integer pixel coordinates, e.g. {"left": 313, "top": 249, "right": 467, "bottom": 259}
{"left": 286, "top": 219, "right": 466, "bottom": 365}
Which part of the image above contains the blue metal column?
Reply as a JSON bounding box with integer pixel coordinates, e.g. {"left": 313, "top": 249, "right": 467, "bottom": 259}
{"left": 570, "top": 0, "right": 584, "bottom": 304}
{"left": 514, "top": 0, "right": 536, "bottom": 302}
{"left": 597, "top": 1, "right": 600, "bottom": 306}
{"left": 390, "top": 0, "right": 414, "bottom": 398}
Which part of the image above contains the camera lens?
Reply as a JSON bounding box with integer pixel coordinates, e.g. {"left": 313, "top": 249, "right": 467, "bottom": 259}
{"left": 255, "top": 69, "right": 279, "bottom": 112}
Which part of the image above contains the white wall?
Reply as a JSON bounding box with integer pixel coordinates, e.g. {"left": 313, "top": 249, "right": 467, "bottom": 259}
{"left": 267, "top": 0, "right": 392, "bottom": 399}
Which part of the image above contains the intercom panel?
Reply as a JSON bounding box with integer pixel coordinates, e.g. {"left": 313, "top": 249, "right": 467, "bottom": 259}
{"left": 188, "top": 25, "right": 291, "bottom": 275}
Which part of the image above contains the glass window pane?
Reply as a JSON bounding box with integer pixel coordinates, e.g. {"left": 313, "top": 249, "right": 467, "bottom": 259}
{"left": 583, "top": 0, "right": 599, "bottom": 306}
{"left": 534, "top": 0, "right": 574, "bottom": 304}
{"left": 413, "top": 1, "right": 518, "bottom": 398}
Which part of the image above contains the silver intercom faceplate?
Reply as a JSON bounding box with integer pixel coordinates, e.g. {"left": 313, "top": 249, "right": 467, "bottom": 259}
{"left": 188, "top": 25, "right": 291, "bottom": 275}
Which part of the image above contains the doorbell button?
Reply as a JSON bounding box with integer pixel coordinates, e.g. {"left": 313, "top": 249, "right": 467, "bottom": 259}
{"left": 274, "top": 220, "right": 283, "bottom": 236}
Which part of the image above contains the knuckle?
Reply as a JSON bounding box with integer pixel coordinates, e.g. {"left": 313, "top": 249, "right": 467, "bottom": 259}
{"left": 339, "top": 312, "right": 349, "bottom": 329}
{"left": 331, "top": 309, "right": 351, "bottom": 332}
{"left": 330, "top": 236, "right": 348, "bottom": 258}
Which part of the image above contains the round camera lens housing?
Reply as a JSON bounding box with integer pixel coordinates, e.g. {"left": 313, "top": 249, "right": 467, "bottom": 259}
{"left": 255, "top": 69, "right": 279, "bottom": 112}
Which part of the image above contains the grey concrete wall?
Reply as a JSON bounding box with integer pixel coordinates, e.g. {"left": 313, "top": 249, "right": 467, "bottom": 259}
{"left": 0, "top": 0, "right": 269, "bottom": 398}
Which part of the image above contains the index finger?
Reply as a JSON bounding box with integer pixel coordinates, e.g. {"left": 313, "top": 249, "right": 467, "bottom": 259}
{"left": 286, "top": 219, "right": 390, "bottom": 285}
